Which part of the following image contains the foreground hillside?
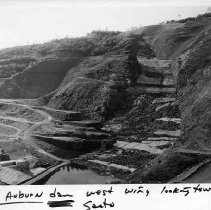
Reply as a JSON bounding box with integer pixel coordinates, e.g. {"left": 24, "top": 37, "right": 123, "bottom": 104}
{"left": 127, "top": 12, "right": 211, "bottom": 183}
{"left": 0, "top": 13, "right": 210, "bottom": 184}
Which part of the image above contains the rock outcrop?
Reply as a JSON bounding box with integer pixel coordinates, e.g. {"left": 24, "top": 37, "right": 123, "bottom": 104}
{"left": 48, "top": 77, "right": 125, "bottom": 120}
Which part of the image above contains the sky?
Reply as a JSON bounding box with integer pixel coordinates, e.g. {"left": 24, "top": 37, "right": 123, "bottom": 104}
{"left": 0, "top": 0, "right": 210, "bottom": 49}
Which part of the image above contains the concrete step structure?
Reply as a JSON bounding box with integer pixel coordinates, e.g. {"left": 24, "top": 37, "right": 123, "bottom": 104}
{"left": 141, "top": 140, "right": 171, "bottom": 147}
{"left": 163, "top": 77, "right": 175, "bottom": 86}
{"left": 0, "top": 158, "right": 30, "bottom": 167}
{"left": 142, "top": 68, "right": 172, "bottom": 75}
{"left": 33, "top": 134, "right": 114, "bottom": 151}
{"left": 138, "top": 59, "right": 172, "bottom": 69}
{"left": 152, "top": 97, "right": 176, "bottom": 104}
{"left": 136, "top": 82, "right": 175, "bottom": 88}
{"left": 153, "top": 129, "right": 181, "bottom": 137}
{"left": 137, "top": 74, "right": 162, "bottom": 85}
{"left": 65, "top": 120, "right": 103, "bottom": 129}
{"left": 114, "top": 140, "right": 165, "bottom": 155}
{"left": 147, "top": 137, "right": 177, "bottom": 141}
{"left": 155, "top": 117, "right": 181, "bottom": 124}
{"left": 127, "top": 86, "right": 176, "bottom": 96}
{"left": 137, "top": 74, "right": 174, "bottom": 87}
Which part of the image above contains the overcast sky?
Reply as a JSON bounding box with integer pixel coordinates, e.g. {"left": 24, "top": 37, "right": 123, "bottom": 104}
{"left": 0, "top": 0, "right": 210, "bottom": 49}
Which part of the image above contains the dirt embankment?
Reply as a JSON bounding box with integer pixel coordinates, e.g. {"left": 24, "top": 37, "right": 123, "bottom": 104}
{"left": 0, "top": 57, "right": 81, "bottom": 99}
{"left": 126, "top": 14, "right": 211, "bottom": 60}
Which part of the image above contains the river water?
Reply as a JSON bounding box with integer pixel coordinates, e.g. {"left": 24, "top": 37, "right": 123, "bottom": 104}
{"left": 36, "top": 143, "right": 119, "bottom": 184}
{"left": 42, "top": 163, "right": 119, "bottom": 184}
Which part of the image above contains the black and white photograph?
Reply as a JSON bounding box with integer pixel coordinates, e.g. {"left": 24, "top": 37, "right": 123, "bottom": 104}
{"left": 0, "top": 0, "right": 210, "bottom": 186}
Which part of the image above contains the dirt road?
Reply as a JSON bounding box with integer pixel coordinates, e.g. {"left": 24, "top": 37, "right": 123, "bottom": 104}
{"left": 0, "top": 99, "right": 64, "bottom": 161}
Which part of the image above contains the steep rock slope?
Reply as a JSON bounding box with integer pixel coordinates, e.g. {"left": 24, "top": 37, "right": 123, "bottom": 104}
{"left": 128, "top": 13, "right": 211, "bottom": 183}
{"left": 175, "top": 25, "right": 211, "bottom": 151}
{"left": 47, "top": 35, "right": 153, "bottom": 119}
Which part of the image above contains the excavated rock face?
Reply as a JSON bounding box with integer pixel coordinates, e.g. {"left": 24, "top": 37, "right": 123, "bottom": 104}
{"left": 47, "top": 35, "right": 146, "bottom": 120}
{"left": 115, "top": 35, "right": 155, "bottom": 59}
{"left": 175, "top": 26, "right": 211, "bottom": 151}
{"left": 48, "top": 77, "right": 125, "bottom": 120}
{"left": 127, "top": 15, "right": 211, "bottom": 183}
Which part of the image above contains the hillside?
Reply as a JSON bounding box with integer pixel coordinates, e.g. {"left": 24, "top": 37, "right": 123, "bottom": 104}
{"left": 123, "top": 12, "right": 211, "bottom": 60}
{"left": 0, "top": 31, "right": 153, "bottom": 100}
{"left": 126, "top": 13, "right": 211, "bottom": 183}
